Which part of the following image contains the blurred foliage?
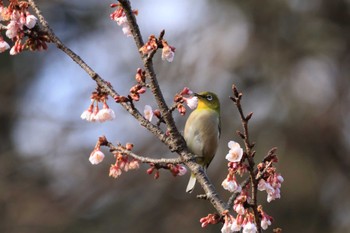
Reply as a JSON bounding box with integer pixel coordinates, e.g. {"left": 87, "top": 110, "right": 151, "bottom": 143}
{"left": 0, "top": 0, "right": 349, "bottom": 232}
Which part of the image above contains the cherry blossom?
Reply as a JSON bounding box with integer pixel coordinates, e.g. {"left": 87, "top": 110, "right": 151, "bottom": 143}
{"left": 225, "top": 141, "right": 243, "bottom": 162}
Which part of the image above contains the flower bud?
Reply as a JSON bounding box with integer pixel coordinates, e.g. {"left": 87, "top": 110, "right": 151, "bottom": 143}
{"left": 125, "top": 143, "right": 134, "bottom": 150}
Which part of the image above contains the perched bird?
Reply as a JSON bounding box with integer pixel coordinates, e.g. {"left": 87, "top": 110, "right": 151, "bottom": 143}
{"left": 184, "top": 91, "right": 221, "bottom": 193}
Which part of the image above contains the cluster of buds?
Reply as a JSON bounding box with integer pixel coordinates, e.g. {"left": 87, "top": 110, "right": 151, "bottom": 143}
{"left": 173, "top": 87, "right": 198, "bottom": 116}
{"left": 146, "top": 163, "right": 187, "bottom": 179}
{"left": 256, "top": 150, "right": 283, "bottom": 202}
{"left": 0, "top": 1, "right": 50, "bottom": 55}
{"left": 258, "top": 205, "right": 273, "bottom": 230}
{"left": 220, "top": 211, "right": 266, "bottom": 233}
{"left": 114, "top": 95, "right": 129, "bottom": 103}
{"left": 218, "top": 139, "right": 282, "bottom": 232}
{"left": 135, "top": 68, "right": 146, "bottom": 84}
{"left": 167, "top": 164, "right": 187, "bottom": 176}
{"left": 110, "top": 3, "right": 138, "bottom": 37}
{"left": 129, "top": 83, "right": 146, "bottom": 101}
{"left": 139, "top": 34, "right": 176, "bottom": 62}
{"left": 109, "top": 143, "right": 140, "bottom": 178}
{"left": 257, "top": 166, "right": 284, "bottom": 203}
{"left": 199, "top": 213, "right": 221, "bottom": 228}
{"left": 220, "top": 213, "right": 244, "bottom": 233}
{"left": 233, "top": 190, "right": 249, "bottom": 216}
{"left": 146, "top": 164, "right": 160, "bottom": 179}
{"left": 222, "top": 170, "right": 242, "bottom": 193}
{"left": 81, "top": 91, "right": 115, "bottom": 122}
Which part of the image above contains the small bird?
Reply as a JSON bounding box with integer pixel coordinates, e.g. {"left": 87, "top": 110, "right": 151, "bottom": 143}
{"left": 184, "top": 91, "right": 221, "bottom": 193}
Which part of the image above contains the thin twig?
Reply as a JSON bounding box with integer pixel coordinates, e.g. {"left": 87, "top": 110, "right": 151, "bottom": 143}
{"left": 107, "top": 142, "right": 184, "bottom": 164}
{"left": 231, "top": 85, "right": 261, "bottom": 232}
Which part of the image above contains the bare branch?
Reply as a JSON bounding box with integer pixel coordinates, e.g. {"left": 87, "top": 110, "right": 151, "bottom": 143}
{"left": 107, "top": 141, "right": 184, "bottom": 165}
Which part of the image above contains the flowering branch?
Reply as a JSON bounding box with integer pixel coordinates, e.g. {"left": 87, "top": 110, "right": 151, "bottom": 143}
{"left": 230, "top": 84, "right": 261, "bottom": 231}
{"left": 1, "top": 0, "right": 284, "bottom": 232}
{"left": 26, "top": 0, "right": 171, "bottom": 146}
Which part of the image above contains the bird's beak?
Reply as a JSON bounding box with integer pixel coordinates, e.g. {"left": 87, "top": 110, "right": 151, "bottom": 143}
{"left": 194, "top": 93, "right": 201, "bottom": 97}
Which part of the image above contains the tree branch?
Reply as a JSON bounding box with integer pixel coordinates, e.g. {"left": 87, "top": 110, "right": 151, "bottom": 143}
{"left": 119, "top": 0, "right": 186, "bottom": 153}
{"left": 27, "top": 0, "right": 247, "bottom": 224}
{"left": 28, "top": 0, "right": 171, "bottom": 146}
{"left": 107, "top": 141, "right": 184, "bottom": 165}
{"left": 230, "top": 85, "right": 261, "bottom": 232}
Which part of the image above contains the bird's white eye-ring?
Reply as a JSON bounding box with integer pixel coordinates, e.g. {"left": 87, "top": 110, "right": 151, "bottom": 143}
{"left": 206, "top": 95, "right": 213, "bottom": 101}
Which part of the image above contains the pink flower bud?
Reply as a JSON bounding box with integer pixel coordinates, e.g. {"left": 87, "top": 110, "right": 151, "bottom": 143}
{"left": 154, "top": 170, "right": 160, "bottom": 179}
{"left": 25, "top": 15, "right": 37, "bottom": 29}
{"left": 0, "top": 38, "right": 10, "bottom": 53}
{"left": 137, "top": 87, "right": 146, "bottom": 94}
{"left": 180, "top": 87, "right": 193, "bottom": 96}
{"left": 146, "top": 167, "right": 154, "bottom": 175}
{"left": 143, "top": 105, "right": 153, "bottom": 122}
{"left": 109, "top": 164, "right": 122, "bottom": 178}
{"left": 89, "top": 148, "right": 105, "bottom": 165}
{"left": 184, "top": 96, "right": 198, "bottom": 109}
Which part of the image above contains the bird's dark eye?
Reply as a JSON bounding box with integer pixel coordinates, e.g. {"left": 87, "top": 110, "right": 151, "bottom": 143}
{"left": 206, "top": 95, "right": 213, "bottom": 101}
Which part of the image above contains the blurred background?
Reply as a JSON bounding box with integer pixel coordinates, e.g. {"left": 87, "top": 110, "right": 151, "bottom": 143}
{"left": 1, "top": 0, "right": 349, "bottom": 232}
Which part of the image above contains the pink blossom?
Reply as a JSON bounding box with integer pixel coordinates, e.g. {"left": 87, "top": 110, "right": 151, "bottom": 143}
{"left": 25, "top": 15, "right": 37, "bottom": 29}
{"left": 122, "top": 24, "right": 132, "bottom": 37}
{"left": 225, "top": 141, "right": 243, "bottom": 162}
{"left": 259, "top": 207, "right": 273, "bottom": 230}
{"left": 97, "top": 108, "right": 115, "bottom": 122}
{"left": 96, "top": 103, "right": 115, "bottom": 122}
{"left": 0, "top": 6, "right": 3, "bottom": 21}
{"left": 127, "top": 159, "right": 140, "bottom": 170}
{"left": 80, "top": 103, "right": 94, "bottom": 121}
{"left": 222, "top": 176, "right": 241, "bottom": 193}
{"left": 109, "top": 164, "right": 122, "bottom": 178}
{"left": 277, "top": 174, "right": 284, "bottom": 183}
{"left": 6, "top": 21, "right": 19, "bottom": 39}
{"left": 261, "top": 217, "right": 271, "bottom": 230}
{"left": 242, "top": 222, "right": 257, "bottom": 233}
{"left": 90, "top": 104, "right": 100, "bottom": 122}
{"left": 0, "top": 39, "right": 10, "bottom": 53}
{"left": 161, "top": 44, "right": 175, "bottom": 62}
{"left": 230, "top": 218, "right": 242, "bottom": 232}
{"left": 110, "top": 6, "right": 137, "bottom": 37}
{"left": 184, "top": 96, "right": 198, "bottom": 109}
{"left": 114, "top": 15, "right": 127, "bottom": 26}
{"left": 180, "top": 87, "right": 193, "bottom": 96}
{"left": 143, "top": 105, "right": 153, "bottom": 122}
{"left": 221, "top": 221, "right": 232, "bottom": 233}
{"left": 267, "top": 188, "right": 281, "bottom": 202}
{"left": 258, "top": 179, "right": 271, "bottom": 192}
{"left": 258, "top": 177, "right": 282, "bottom": 202}
{"left": 233, "top": 203, "right": 245, "bottom": 215}
{"left": 10, "top": 10, "right": 20, "bottom": 21}
{"left": 9, "top": 40, "right": 21, "bottom": 55}
{"left": 9, "top": 45, "right": 17, "bottom": 55}
{"left": 89, "top": 148, "right": 105, "bottom": 165}
{"left": 19, "top": 12, "right": 26, "bottom": 25}
{"left": 177, "top": 165, "right": 187, "bottom": 176}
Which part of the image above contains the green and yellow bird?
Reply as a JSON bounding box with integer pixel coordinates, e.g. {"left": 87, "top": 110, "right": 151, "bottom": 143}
{"left": 184, "top": 91, "right": 221, "bottom": 193}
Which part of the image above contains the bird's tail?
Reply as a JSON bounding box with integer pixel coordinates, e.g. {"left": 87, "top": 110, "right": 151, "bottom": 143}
{"left": 186, "top": 173, "right": 196, "bottom": 193}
